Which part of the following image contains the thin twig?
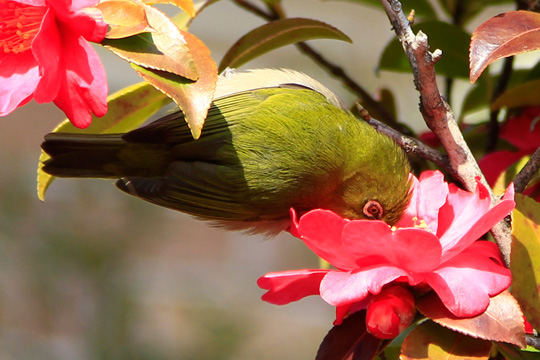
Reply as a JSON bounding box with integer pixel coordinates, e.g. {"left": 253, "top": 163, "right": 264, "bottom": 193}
{"left": 514, "top": 146, "right": 540, "bottom": 193}
{"left": 232, "top": 0, "right": 399, "bottom": 126}
{"left": 366, "top": 116, "right": 451, "bottom": 172}
{"left": 526, "top": 334, "right": 540, "bottom": 350}
{"left": 380, "top": 0, "right": 513, "bottom": 265}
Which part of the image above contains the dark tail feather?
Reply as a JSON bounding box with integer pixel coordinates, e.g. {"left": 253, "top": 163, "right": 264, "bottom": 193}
{"left": 41, "top": 133, "right": 170, "bottom": 178}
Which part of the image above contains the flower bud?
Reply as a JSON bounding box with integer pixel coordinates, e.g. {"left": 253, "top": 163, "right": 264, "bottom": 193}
{"left": 366, "top": 286, "right": 415, "bottom": 339}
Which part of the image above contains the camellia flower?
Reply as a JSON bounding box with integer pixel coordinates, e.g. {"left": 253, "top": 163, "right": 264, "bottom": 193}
{"left": 0, "top": 0, "right": 108, "bottom": 128}
{"left": 258, "top": 171, "right": 515, "bottom": 334}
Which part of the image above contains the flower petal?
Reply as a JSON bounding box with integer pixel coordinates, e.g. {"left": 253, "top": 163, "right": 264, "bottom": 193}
{"left": 426, "top": 242, "right": 511, "bottom": 317}
{"left": 439, "top": 182, "right": 515, "bottom": 262}
{"left": 0, "top": 51, "right": 40, "bottom": 115}
{"left": 342, "top": 222, "right": 442, "bottom": 273}
{"left": 33, "top": 7, "right": 63, "bottom": 103}
{"left": 258, "top": 269, "right": 328, "bottom": 305}
{"left": 320, "top": 266, "right": 408, "bottom": 306}
{"left": 53, "top": 35, "right": 108, "bottom": 127}
{"left": 63, "top": 7, "right": 107, "bottom": 42}
{"left": 291, "top": 209, "right": 357, "bottom": 270}
{"left": 396, "top": 170, "right": 448, "bottom": 233}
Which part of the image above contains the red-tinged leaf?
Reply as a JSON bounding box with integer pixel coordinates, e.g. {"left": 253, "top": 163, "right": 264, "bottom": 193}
{"left": 315, "top": 311, "right": 386, "bottom": 360}
{"left": 37, "top": 82, "right": 171, "bottom": 200}
{"left": 417, "top": 291, "right": 526, "bottom": 348}
{"left": 97, "top": 0, "right": 152, "bottom": 39}
{"left": 511, "top": 193, "right": 540, "bottom": 331}
{"left": 102, "top": 4, "right": 198, "bottom": 80}
{"left": 143, "top": 0, "right": 195, "bottom": 17}
{"left": 492, "top": 79, "right": 540, "bottom": 110}
{"left": 133, "top": 31, "right": 218, "bottom": 139}
{"left": 218, "top": 18, "right": 351, "bottom": 73}
{"left": 470, "top": 11, "right": 540, "bottom": 84}
{"left": 401, "top": 321, "right": 492, "bottom": 360}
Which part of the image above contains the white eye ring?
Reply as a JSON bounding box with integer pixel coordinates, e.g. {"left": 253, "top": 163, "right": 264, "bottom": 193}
{"left": 363, "top": 200, "right": 383, "bottom": 220}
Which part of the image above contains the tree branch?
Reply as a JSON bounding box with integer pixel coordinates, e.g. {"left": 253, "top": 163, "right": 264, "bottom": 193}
{"left": 514, "top": 146, "right": 540, "bottom": 193}
{"left": 380, "top": 0, "right": 513, "bottom": 265}
{"left": 360, "top": 111, "right": 451, "bottom": 172}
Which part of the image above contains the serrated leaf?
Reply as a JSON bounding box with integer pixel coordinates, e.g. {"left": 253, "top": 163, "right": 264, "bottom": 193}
{"left": 218, "top": 18, "right": 352, "bottom": 73}
{"left": 511, "top": 193, "right": 540, "bottom": 331}
{"left": 102, "top": 4, "right": 198, "bottom": 80}
{"left": 315, "top": 311, "right": 385, "bottom": 360}
{"left": 97, "top": 0, "right": 152, "bottom": 39}
{"left": 492, "top": 79, "right": 540, "bottom": 110}
{"left": 142, "top": 0, "right": 195, "bottom": 17}
{"left": 323, "top": 0, "right": 437, "bottom": 19}
{"left": 470, "top": 11, "right": 540, "bottom": 84}
{"left": 133, "top": 31, "right": 218, "bottom": 139}
{"left": 401, "top": 321, "right": 492, "bottom": 360}
{"left": 379, "top": 21, "right": 470, "bottom": 78}
{"left": 37, "top": 82, "right": 171, "bottom": 200}
{"left": 171, "top": 0, "right": 208, "bottom": 30}
{"left": 417, "top": 291, "right": 526, "bottom": 348}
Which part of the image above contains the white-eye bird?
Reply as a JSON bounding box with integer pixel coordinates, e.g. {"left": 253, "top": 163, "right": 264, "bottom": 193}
{"left": 41, "top": 69, "right": 411, "bottom": 234}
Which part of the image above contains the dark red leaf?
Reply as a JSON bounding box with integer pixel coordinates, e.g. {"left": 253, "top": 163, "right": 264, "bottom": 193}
{"left": 470, "top": 11, "right": 540, "bottom": 83}
{"left": 316, "top": 311, "right": 386, "bottom": 360}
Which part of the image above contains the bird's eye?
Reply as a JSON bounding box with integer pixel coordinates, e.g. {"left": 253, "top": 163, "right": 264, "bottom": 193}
{"left": 363, "top": 200, "right": 384, "bottom": 220}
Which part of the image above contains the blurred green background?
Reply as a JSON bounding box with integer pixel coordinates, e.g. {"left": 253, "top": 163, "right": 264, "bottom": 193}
{"left": 0, "top": 1, "right": 513, "bottom": 359}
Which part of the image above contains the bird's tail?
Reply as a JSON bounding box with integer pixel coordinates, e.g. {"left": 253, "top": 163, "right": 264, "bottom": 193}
{"left": 41, "top": 133, "right": 171, "bottom": 178}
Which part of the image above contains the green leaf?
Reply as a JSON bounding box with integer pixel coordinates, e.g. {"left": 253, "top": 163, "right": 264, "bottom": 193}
{"left": 132, "top": 31, "right": 218, "bottom": 139}
{"left": 460, "top": 70, "right": 528, "bottom": 121}
{"left": 492, "top": 79, "right": 540, "bottom": 110}
{"left": 218, "top": 18, "right": 352, "bottom": 73}
{"left": 324, "top": 0, "right": 437, "bottom": 19}
{"left": 37, "top": 82, "right": 171, "bottom": 200}
{"left": 439, "top": 0, "right": 513, "bottom": 25}
{"left": 378, "top": 21, "right": 470, "bottom": 78}
{"left": 511, "top": 193, "right": 540, "bottom": 331}
{"left": 102, "top": 3, "right": 198, "bottom": 80}
{"left": 401, "top": 321, "right": 492, "bottom": 360}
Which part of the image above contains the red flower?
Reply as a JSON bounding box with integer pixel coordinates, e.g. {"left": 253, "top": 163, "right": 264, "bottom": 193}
{"left": 479, "top": 107, "right": 540, "bottom": 199}
{"left": 0, "top": 0, "right": 108, "bottom": 128}
{"left": 258, "top": 171, "right": 514, "bottom": 330}
{"left": 365, "top": 285, "right": 415, "bottom": 339}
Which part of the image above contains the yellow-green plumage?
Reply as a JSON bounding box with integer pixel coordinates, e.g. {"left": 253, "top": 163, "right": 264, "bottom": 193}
{"left": 42, "top": 69, "right": 411, "bottom": 234}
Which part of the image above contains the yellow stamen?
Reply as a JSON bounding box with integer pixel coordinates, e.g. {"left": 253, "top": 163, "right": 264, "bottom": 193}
{"left": 0, "top": 0, "right": 46, "bottom": 54}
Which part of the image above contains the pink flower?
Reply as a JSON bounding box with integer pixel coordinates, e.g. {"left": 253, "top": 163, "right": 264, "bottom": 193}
{"left": 0, "top": 0, "right": 108, "bottom": 128}
{"left": 479, "top": 106, "right": 540, "bottom": 199}
{"left": 258, "top": 171, "right": 514, "bottom": 330}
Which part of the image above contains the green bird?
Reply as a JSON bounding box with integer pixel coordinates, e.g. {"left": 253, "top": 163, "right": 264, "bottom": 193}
{"left": 41, "top": 69, "right": 411, "bottom": 234}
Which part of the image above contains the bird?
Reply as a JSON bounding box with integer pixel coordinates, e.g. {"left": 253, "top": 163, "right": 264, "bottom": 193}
{"left": 41, "top": 68, "right": 411, "bottom": 235}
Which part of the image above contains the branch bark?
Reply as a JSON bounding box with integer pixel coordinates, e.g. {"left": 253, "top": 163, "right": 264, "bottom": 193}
{"left": 380, "top": 0, "right": 513, "bottom": 265}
